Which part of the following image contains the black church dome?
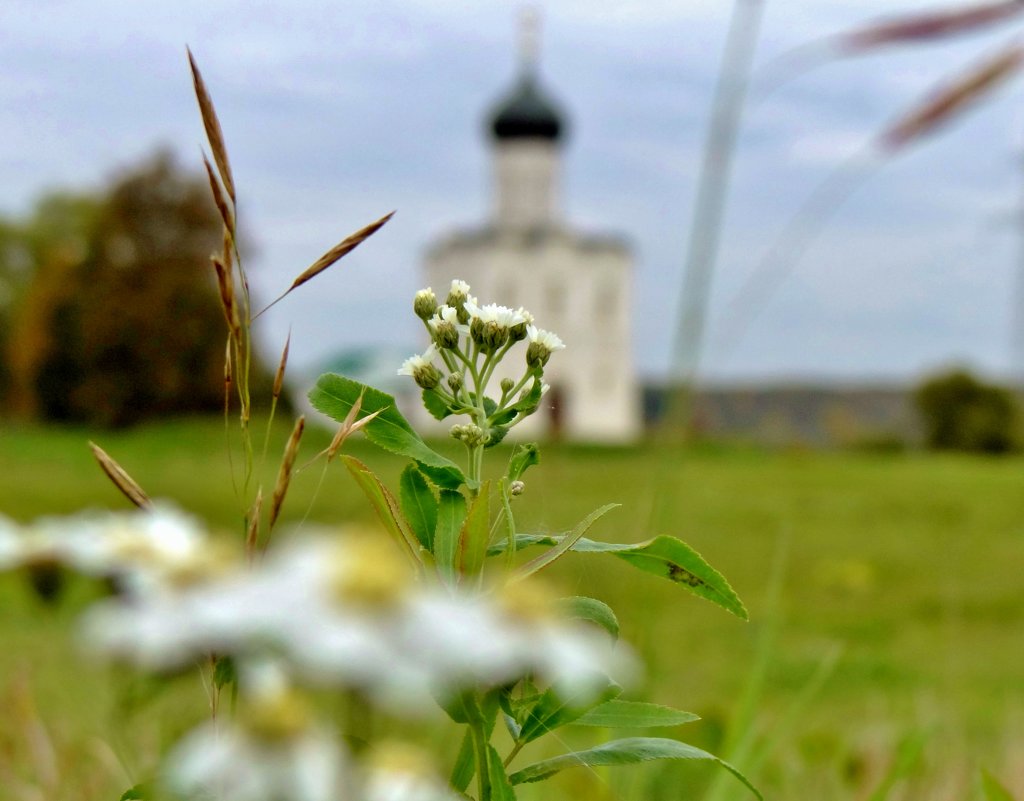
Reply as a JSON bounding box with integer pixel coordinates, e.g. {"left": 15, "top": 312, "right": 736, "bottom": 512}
{"left": 489, "top": 72, "right": 567, "bottom": 142}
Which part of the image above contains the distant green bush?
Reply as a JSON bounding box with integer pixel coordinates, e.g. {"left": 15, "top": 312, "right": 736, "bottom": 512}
{"left": 913, "top": 369, "right": 1019, "bottom": 454}
{"left": 4, "top": 151, "right": 274, "bottom": 427}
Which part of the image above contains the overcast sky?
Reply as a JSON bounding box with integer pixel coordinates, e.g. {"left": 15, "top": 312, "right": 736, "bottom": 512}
{"left": 3, "top": 1, "right": 1024, "bottom": 385}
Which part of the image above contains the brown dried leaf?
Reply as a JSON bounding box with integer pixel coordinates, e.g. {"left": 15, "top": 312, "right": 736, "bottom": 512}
{"left": 881, "top": 41, "right": 1024, "bottom": 150}
{"left": 187, "top": 47, "right": 236, "bottom": 202}
{"left": 89, "top": 442, "right": 152, "bottom": 509}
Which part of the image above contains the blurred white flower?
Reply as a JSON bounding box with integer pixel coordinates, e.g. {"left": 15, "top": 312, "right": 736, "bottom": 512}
{"left": 85, "top": 533, "right": 635, "bottom": 705}
{"left": 166, "top": 667, "right": 351, "bottom": 801}
{"left": 364, "top": 742, "right": 461, "bottom": 801}
{"left": 0, "top": 505, "right": 216, "bottom": 594}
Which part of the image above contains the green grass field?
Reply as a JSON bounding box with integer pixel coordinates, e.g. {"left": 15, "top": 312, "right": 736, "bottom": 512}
{"left": 0, "top": 418, "right": 1021, "bottom": 800}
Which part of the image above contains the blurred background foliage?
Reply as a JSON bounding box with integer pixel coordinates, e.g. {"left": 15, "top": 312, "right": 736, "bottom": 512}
{"left": 0, "top": 150, "right": 274, "bottom": 428}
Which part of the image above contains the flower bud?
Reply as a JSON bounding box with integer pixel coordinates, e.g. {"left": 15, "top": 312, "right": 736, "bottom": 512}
{"left": 447, "top": 372, "right": 464, "bottom": 393}
{"left": 446, "top": 280, "right": 472, "bottom": 324}
{"left": 500, "top": 378, "right": 515, "bottom": 394}
{"left": 509, "top": 480, "right": 525, "bottom": 497}
{"left": 449, "top": 423, "right": 488, "bottom": 447}
{"left": 432, "top": 321, "right": 460, "bottom": 350}
{"left": 413, "top": 363, "right": 441, "bottom": 390}
{"left": 413, "top": 288, "right": 437, "bottom": 321}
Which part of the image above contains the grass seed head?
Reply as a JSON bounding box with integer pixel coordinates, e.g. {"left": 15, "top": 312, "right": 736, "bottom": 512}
{"left": 270, "top": 417, "right": 305, "bottom": 529}
{"left": 843, "top": 1, "right": 1024, "bottom": 51}
{"left": 187, "top": 47, "right": 236, "bottom": 202}
{"left": 880, "top": 41, "right": 1024, "bottom": 150}
{"left": 202, "top": 153, "right": 234, "bottom": 236}
{"left": 88, "top": 442, "right": 152, "bottom": 510}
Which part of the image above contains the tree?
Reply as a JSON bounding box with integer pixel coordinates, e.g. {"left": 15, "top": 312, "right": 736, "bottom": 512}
{"left": 6, "top": 151, "right": 265, "bottom": 426}
{"left": 913, "top": 368, "right": 1019, "bottom": 454}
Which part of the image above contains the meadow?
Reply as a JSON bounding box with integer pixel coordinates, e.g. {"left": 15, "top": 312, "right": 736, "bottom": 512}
{"left": 0, "top": 417, "right": 1020, "bottom": 800}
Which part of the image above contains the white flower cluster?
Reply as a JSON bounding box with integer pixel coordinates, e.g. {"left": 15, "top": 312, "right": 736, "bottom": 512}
{"left": 399, "top": 280, "right": 566, "bottom": 447}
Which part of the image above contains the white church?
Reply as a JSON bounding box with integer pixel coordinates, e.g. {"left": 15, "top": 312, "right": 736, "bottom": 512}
{"left": 422, "top": 22, "right": 641, "bottom": 442}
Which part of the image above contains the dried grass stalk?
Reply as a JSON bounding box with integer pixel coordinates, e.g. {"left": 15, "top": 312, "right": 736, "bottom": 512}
{"left": 273, "top": 331, "right": 291, "bottom": 402}
{"left": 881, "top": 42, "right": 1024, "bottom": 150}
{"left": 203, "top": 154, "right": 234, "bottom": 235}
{"left": 256, "top": 211, "right": 395, "bottom": 317}
{"left": 89, "top": 442, "right": 152, "bottom": 509}
{"left": 270, "top": 417, "right": 305, "bottom": 529}
{"left": 246, "top": 488, "right": 263, "bottom": 555}
{"left": 187, "top": 47, "right": 236, "bottom": 203}
{"left": 843, "top": 1, "right": 1024, "bottom": 51}
{"left": 212, "top": 255, "right": 241, "bottom": 341}
{"left": 223, "top": 338, "right": 233, "bottom": 416}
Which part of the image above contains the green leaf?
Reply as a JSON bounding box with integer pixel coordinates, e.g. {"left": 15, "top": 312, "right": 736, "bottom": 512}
{"left": 556, "top": 596, "right": 620, "bottom": 641}
{"left": 491, "top": 406, "right": 518, "bottom": 426}
{"left": 507, "top": 443, "right": 540, "bottom": 483}
{"left": 511, "top": 378, "right": 544, "bottom": 413}
{"left": 434, "top": 489, "right": 467, "bottom": 583}
{"left": 518, "top": 682, "right": 622, "bottom": 744}
{"left": 309, "top": 374, "right": 465, "bottom": 486}
{"left": 574, "top": 700, "right": 699, "bottom": 729}
{"left": 119, "top": 784, "right": 151, "bottom": 801}
{"left": 981, "top": 769, "right": 1016, "bottom": 801}
{"left": 416, "top": 461, "right": 464, "bottom": 491}
{"left": 212, "top": 655, "right": 236, "bottom": 690}
{"left": 486, "top": 424, "right": 510, "bottom": 448}
{"left": 513, "top": 504, "right": 620, "bottom": 581}
{"left": 508, "top": 737, "right": 761, "bottom": 799}
{"left": 488, "top": 744, "right": 518, "bottom": 801}
{"left": 450, "top": 729, "right": 475, "bottom": 793}
{"left": 458, "top": 482, "right": 491, "bottom": 578}
{"left": 422, "top": 388, "right": 454, "bottom": 421}
{"left": 342, "top": 456, "right": 420, "bottom": 562}
{"left": 492, "top": 534, "right": 747, "bottom": 620}
{"left": 399, "top": 464, "right": 437, "bottom": 551}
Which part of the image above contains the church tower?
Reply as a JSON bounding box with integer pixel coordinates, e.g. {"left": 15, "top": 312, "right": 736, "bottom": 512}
{"left": 423, "top": 14, "right": 641, "bottom": 442}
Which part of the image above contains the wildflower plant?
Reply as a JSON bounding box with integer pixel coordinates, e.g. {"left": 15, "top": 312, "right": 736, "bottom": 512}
{"left": 0, "top": 52, "right": 761, "bottom": 801}
{"left": 304, "top": 275, "right": 760, "bottom": 800}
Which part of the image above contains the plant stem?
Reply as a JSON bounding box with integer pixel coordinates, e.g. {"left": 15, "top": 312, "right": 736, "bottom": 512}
{"left": 469, "top": 715, "right": 492, "bottom": 801}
